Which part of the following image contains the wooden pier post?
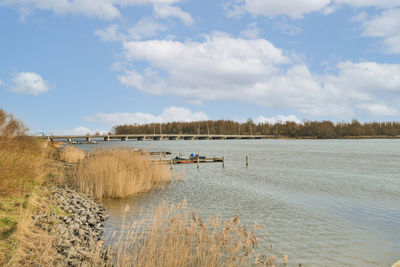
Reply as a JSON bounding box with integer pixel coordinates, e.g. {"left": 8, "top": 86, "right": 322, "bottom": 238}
{"left": 246, "top": 155, "right": 248, "bottom": 167}
{"left": 222, "top": 156, "right": 225, "bottom": 168}
{"left": 197, "top": 156, "right": 200, "bottom": 169}
{"left": 170, "top": 159, "right": 173, "bottom": 170}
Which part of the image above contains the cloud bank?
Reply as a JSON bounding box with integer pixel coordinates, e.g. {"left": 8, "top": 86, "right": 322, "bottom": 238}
{"left": 86, "top": 106, "right": 209, "bottom": 126}
{"left": 9, "top": 72, "right": 50, "bottom": 95}
{"left": 48, "top": 127, "right": 107, "bottom": 136}
{"left": 228, "top": 0, "right": 400, "bottom": 19}
{"left": 360, "top": 8, "right": 400, "bottom": 54}
{"left": 2, "top": 0, "right": 193, "bottom": 24}
{"left": 117, "top": 32, "right": 400, "bottom": 119}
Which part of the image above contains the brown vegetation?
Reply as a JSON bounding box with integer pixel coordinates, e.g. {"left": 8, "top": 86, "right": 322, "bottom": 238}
{"left": 60, "top": 145, "right": 86, "bottom": 163}
{"left": 8, "top": 190, "right": 58, "bottom": 266}
{"left": 113, "top": 119, "right": 400, "bottom": 138}
{"left": 0, "top": 109, "right": 61, "bottom": 265}
{"left": 71, "top": 147, "right": 172, "bottom": 199}
{"left": 107, "top": 201, "right": 280, "bottom": 267}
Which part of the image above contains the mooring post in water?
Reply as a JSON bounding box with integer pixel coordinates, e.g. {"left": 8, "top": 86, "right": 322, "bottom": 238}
{"left": 246, "top": 155, "right": 249, "bottom": 167}
{"left": 170, "top": 159, "right": 173, "bottom": 170}
{"left": 197, "top": 155, "right": 200, "bottom": 169}
{"left": 222, "top": 156, "right": 225, "bottom": 168}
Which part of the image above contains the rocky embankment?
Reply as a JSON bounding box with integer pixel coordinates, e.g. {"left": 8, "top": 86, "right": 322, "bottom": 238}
{"left": 33, "top": 187, "right": 108, "bottom": 266}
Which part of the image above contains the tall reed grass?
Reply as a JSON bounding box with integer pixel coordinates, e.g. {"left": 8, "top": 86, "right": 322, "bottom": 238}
{"left": 60, "top": 145, "right": 85, "bottom": 163}
{"left": 107, "top": 201, "right": 279, "bottom": 267}
{"left": 71, "top": 148, "right": 172, "bottom": 199}
{"left": 0, "top": 109, "right": 61, "bottom": 265}
{"left": 0, "top": 108, "right": 54, "bottom": 197}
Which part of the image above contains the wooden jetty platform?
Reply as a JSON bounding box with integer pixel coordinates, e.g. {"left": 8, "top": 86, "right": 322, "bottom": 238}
{"left": 155, "top": 157, "right": 224, "bottom": 165}
{"left": 37, "top": 134, "right": 275, "bottom": 143}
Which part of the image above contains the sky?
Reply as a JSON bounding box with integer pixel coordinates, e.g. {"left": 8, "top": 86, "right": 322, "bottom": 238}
{"left": 0, "top": 0, "right": 399, "bottom": 135}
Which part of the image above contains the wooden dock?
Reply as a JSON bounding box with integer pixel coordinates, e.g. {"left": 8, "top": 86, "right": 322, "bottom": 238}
{"left": 155, "top": 157, "right": 223, "bottom": 164}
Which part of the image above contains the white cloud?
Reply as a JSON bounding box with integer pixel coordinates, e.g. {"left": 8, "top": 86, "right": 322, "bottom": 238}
{"left": 48, "top": 127, "right": 107, "bottom": 136}
{"left": 240, "top": 23, "right": 260, "bottom": 39}
{"left": 228, "top": 0, "right": 400, "bottom": 19}
{"left": 274, "top": 19, "right": 302, "bottom": 36}
{"left": 9, "top": 72, "right": 50, "bottom": 95}
{"left": 254, "top": 115, "right": 301, "bottom": 124}
{"left": 356, "top": 104, "right": 398, "bottom": 116}
{"left": 0, "top": 80, "right": 4, "bottom": 86}
{"left": 95, "top": 18, "right": 167, "bottom": 42}
{"left": 2, "top": 0, "right": 193, "bottom": 24}
{"left": 360, "top": 8, "right": 400, "bottom": 54}
{"left": 127, "top": 17, "right": 167, "bottom": 40}
{"left": 95, "top": 24, "right": 122, "bottom": 42}
{"left": 2, "top": 0, "right": 121, "bottom": 20}
{"left": 240, "top": 0, "right": 331, "bottom": 19}
{"left": 86, "top": 106, "right": 209, "bottom": 125}
{"left": 153, "top": 4, "right": 194, "bottom": 25}
{"left": 117, "top": 33, "right": 400, "bottom": 119}
{"left": 120, "top": 33, "right": 291, "bottom": 101}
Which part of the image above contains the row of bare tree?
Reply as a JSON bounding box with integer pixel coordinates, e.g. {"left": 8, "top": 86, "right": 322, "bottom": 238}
{"left": 112, "top": 119, "right": 400, "bottom": 138}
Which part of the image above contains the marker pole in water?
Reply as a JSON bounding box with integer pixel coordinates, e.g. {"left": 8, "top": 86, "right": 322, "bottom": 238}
{"left": 246, "top": 155, "right": 248, "bottom": 167}
{"left": 222, "top": 156, "right": 225, "bottom": 168}
{"left": 197, "top": 156, "right": 200, "bottom": 169}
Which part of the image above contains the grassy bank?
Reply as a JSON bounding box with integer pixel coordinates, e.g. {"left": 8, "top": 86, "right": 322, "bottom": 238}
{"left": 0, "top": 109, "right": 62, "bottom": 265}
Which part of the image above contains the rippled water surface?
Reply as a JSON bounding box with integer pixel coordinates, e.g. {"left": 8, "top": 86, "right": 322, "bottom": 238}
{"left": 81, "top": 139, "right": 400, "bottom": 266}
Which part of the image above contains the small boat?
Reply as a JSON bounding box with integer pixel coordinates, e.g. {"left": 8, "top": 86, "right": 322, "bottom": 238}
{"left": 188, "top": 153, "right": 206, "bottom": 160}
{"left": 174, "top": 155, "right": 197, "bottom": 164}
{"left": 174, "top": 159, "right": 196, "bottom": 164}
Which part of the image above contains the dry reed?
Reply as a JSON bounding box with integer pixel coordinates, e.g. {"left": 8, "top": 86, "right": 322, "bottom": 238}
{"left": 8, "top": 191, "right": 58, "bottom": 266}
{"left": 0, "top": 137, "right": 51, "bottom": 197}
{"left": 60, "top": 145, "right": 85, "bottom": 163}
{"left": 0, "top": 109, "right": 63, "bottom": 265}
{"left": 71, "top": 148, "right": 172, "bottom": 199}
{"left": 107, "top": 201, "right": 277, "bottom": 267}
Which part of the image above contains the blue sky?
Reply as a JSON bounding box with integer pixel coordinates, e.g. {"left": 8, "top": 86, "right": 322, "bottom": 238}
{"left": 0, "top": 0, "right": 399, "bottom": 135}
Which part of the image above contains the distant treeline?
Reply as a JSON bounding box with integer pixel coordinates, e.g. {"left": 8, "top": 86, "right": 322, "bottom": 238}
{"left": 112, "top": 120, "right": 400, "bottom": 139}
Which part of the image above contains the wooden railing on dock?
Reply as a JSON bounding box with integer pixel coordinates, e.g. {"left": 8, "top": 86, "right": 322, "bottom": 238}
{"left": 155, "top": 157, "right": 224, "bottom": 165}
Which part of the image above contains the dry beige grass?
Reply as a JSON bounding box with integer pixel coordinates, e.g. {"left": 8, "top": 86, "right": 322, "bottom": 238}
{"left": 0, "top": 137, "right": 50, "bottom": 198}
{"left": 60, "top": 145, "right": 86, "bottom": 163}
{"left": 8, "top": 191, "right": 58, "bottom": 266}
{"left": 0, "top": 109, "right": 63, "bottom": 265}
{"left": 107, "top": 201, "right": 278, "bottom": 267}
{"left": 71, "top": 148, "right": 172, "bottom": 199}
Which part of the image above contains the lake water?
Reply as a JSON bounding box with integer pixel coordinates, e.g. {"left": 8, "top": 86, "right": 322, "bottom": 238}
{"left": 80, "top": 139, "right": 400, "bottom": 266}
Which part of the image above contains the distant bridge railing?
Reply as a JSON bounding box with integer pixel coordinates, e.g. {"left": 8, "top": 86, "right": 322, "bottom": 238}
{"left": 36, "top": 134, "right": 276, "bottom": 142}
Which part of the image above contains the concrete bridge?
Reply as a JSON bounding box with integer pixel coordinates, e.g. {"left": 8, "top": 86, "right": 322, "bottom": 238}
{"left": 39, "top": 134, "right": 275, "bottom": 142}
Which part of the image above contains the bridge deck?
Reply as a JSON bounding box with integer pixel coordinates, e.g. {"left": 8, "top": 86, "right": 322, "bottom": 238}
{"left": 38, "top": 134, "right": 275, "bottom": 141}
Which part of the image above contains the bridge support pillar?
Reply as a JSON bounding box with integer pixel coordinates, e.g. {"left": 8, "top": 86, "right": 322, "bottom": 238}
{"left": 86, "top": 137, "right": 91, "bottom": 142}
{"left": 67, "top": 137, "right": 72, "bottom": 143}
{"left": 104, "top": 136, "right": 110, "bottom": 141}
{"left": 121, "top": 136, "right": 128, "bottom": 141}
